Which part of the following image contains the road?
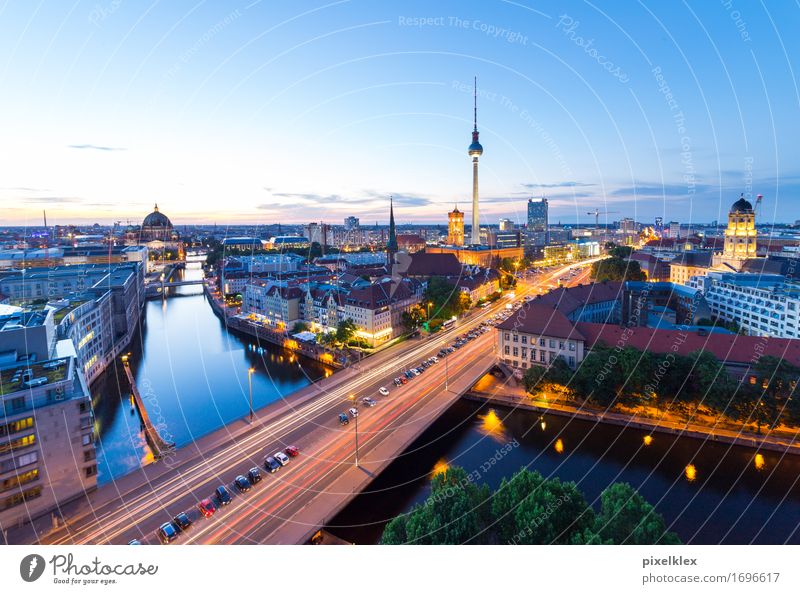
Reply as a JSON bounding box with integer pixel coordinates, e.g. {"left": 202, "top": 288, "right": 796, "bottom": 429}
{"left": 25, "top": 260, "right": 596, "bottom": 545}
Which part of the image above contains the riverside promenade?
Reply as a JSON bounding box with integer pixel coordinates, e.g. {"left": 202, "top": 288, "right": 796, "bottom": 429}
{"left": 464, "top": 377, "right": 800, "bottom": 456}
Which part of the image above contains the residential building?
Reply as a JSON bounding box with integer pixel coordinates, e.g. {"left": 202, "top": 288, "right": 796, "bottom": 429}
{"left": 669, "top": 251, "right": 713, "bottom": 285}
{"left": 526, "top": 198, "right": 549, "bottom": 250}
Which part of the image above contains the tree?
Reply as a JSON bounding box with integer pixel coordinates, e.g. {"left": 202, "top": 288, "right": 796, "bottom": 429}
{"left": 458, "top": 292, "right": 472, "bottom": 313}
{"left": 522, "top": 365, "right": 547, "bottom": 394}
{"left": 545, "top": 356, "right": 574, "bottom": 386}
{"left": 381, "top": 466, "right": 491, "bottom": 544}
{"left": 591, "top": 257, "right": 646, "bottom": 282}
{"left": 335, "top": 318, "right": 357, "bottom": 344}
{"left": 491, "top": 469, "right": 595, "bottom": 544}
{"left": 593, "top": 482, "right": 681, "bottom": 544}
{"left": 401, "top": 305, "right": 426, "bottom": 331}
{"left": 424, "top": 277, "right": 467, "bottom": 320}
{"left": 291, "top": 321, "right": 309, "bottom": 334}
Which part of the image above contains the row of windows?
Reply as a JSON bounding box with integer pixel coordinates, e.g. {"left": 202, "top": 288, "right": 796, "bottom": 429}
{"left": 0, "top": 433, "right": 36, "bottom": 455}
{"left": 503, "top": 333, "right": 576, "bottom": 351}
{"left": 0, "top": 485, "right": 42, "bottom": 511}
{"left": 0, "top": 451, "right": 38, "bottom": 474}
{"left": 1, "top": 468, "right": 39, "bottom": 493}
{"left": 0, "top": 416, "right": 34, "bottom": 438}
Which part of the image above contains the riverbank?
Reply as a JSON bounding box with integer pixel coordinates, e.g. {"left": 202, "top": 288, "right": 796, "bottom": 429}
{"left": 203, "top": 283, "right": 345, "bottom": 368}
{"left": 464, "top": 377, "right": 800, "bottom": 455}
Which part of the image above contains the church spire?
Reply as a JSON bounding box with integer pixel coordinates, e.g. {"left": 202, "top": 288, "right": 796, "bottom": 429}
{"left": 386, "top": 196, "right": 398, "bottom": 265}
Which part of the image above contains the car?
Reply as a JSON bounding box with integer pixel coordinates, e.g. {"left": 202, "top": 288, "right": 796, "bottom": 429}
{"left": 400, "top": 375, "right": 409, "bottom": 383}
{"left": 275, "top": 452, "right": 290, "bottom": 466}
{"left": 447, "top": 347, "right": 455, "bottom": 353}
{"left": 265, "top": 456, "right": 281, "bottom": 472}
{"left": 404, "top": 370, "right": 414, "bottom": 379}
{"left": 378, "top": 386, "right": 390, "bottom": 396}
{"left": 234, "top": 475, "right": 252, "bottom": 492}
{"left": 248, "top": 467, "right": 262, "bottom": 484}
{"left": 127, "top": 539, "right": 141, "bottom": 545}
{"left": 411, "top": 368, "right": 420, "bottom": 376}
{"left": 215, "top": 485, "right": 232, "bottom": 506}
{"left": 430, "top": 356, "right": 439, "bottom": 363}
{"left": 157, "top": 522, "right": 179, "bottom": 544}
{"left": 173, "top": 512, "right": 192, "bottom": 532}
{"left": 393, "top": 378, "right": 402, "bottom": 386}
{"left": 362, "top": 397, "right": 377, "bottom": 407}
{"left": 198, "top": 498, "right": 217, "bottom": 518}
{"left": 348, "top": 407, "right": 359, "bottom": 418}
{"left": 285, "top": 445, "right": 300, "bottom": 457}
{"left": 338, "top": 413, "right": 349, "bottom": 425}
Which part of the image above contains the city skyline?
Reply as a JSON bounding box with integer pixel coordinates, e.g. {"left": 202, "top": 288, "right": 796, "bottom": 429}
{"left": 1, "top": 2, "right": 799, "bottom": 228}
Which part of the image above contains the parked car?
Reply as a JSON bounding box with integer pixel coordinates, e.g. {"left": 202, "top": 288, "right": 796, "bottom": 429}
{"left": 248, "top": 467, "right": 262, "bottom": 484}
{"left": 411, "top": 368, "right": 421, "bottom": 376}
{"left": 400, "top": 375, "right": 409, "bottom": 383}
{"left": 127, "top": 539, "right": 141, "bottom": 545}
{"left": 362, "top": 397, "right": 377, "bottom": 407}
{"left": 393, "top": 378, "right": 402, "bottom": 386}
{"left": 348, "top": 407, "right": 359, "bottom": 418}
{"left": 198, "top": 498, "right": 217, "bottom": 518}
{"left": 378, "top": 386, "right": 390, "bottom": 396}
{"left": 430, "top": 356, "right": 439, "bottom": 363}
{"left": 265, "top": 456, "right": 281, "bottom": 472}
{"left": 338, "top": 413, "right": 349, "bottom": 425}
{"left": 215, "top": 485, "right": 232, "bottom": 506}
{"left": 234, "top": 475, "right": 252, "bottom": 492}
{"left": 274, "top": 452, "right": 290, "bottom": 466}
{"left": 173, "top": 512, "right": 192, "bottom": 532}
{"left": 285, "top": 445, "right": 300, "bottom": 457}
{"left": 404, "top": 370, "right": 414, "bottom": 379}
{"left": 157, "top": 522, "right": 179, "bottom": 544}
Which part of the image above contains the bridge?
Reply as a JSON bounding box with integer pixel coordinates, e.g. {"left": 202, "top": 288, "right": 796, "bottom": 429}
{"left": 10, "top": 262, "right": 589, "bottom": 545}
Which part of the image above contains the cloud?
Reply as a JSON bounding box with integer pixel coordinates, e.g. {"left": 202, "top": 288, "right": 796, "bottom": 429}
{"left": 262, "top": 190, "right": 431, "bottom": 209}
{"left": 68, "top": 144, "right": 126, "bottom": 151}
{"left": 521, "top": 181, "right": 595, "bottom": 189}
{"left": 21, "top": 196, "right": 82, "bottom": 204}
{"left": 608, "top": 183, "right": 713, "bottom": 197}
{"left": 0, "top": 186, "right": 51, "bottom": 192}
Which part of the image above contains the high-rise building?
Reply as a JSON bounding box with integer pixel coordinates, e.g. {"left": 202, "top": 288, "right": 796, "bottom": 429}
{"left": 619, "top": 218, "right": 636, "bottom": 233}
{"left": 0, "top": 310, "right": 97, "bottom": 528}
{"left": 654, "top": 216, "right": 664, "bottom": 234}
{"left": 344, "top": 216, "right": 360, "bottom": 231}
{"left": 447, "top": 205, "right": 465, "bottom": 246}
{"left": 527, "top": 198, "right": 549, "bottom": 248}
{"left": 499, "top": 218, "right": 514, "bottom": 232}
{"left": 468, "top": 77, "right": 483, "bottom": 245}
{"left": 668, "top": 221, "right": 681, "bottom": 239}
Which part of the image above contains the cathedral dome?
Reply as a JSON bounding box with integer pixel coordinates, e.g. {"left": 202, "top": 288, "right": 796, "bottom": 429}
{"left": 730, "top": 195, "right": 753, "bottom": 213}
{"left": 142, "top": 204, "right": 172, "bottom": 228}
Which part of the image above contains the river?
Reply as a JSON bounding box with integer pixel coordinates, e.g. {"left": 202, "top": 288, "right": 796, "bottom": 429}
{"left": 327, "top": 399, "right": 800, "bottom": 544}
{"left": 90, "top": 260, "right": 330, "bottom": 483}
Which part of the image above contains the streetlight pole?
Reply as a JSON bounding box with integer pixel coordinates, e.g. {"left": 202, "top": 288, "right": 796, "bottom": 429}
{"left": 248, "top": 367, "right": 255, "bottom": 422}
{"left": 350, "top": 394, "right": 359, "bottom": 467}
{"left": 444, "top": 340, "right": 449, "bottom": 391}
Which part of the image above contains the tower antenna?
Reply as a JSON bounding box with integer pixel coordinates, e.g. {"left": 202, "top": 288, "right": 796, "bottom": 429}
{"left": 473, "top": 76, "right": 478, "bottom": 130}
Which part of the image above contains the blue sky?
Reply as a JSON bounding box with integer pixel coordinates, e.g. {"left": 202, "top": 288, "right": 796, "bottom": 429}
{"left": 1, "top": 0, "right": 799, "bottom": 227}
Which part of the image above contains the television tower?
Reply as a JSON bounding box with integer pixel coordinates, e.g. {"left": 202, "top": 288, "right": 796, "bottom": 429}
{"left": 468, "top": 76, "right": 483, "bottom": 245}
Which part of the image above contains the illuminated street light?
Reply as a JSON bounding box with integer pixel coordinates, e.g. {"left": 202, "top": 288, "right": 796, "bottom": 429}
{"left": 248, "top": 367, "right": 255, "bottom": 422}
{"left": 349, "top": 394, "right": 359, "bottom": 466}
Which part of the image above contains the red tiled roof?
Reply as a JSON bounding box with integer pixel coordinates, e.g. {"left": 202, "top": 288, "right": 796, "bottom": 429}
{"left": 575, "top": 322, "right": 800, "bottom": 368}
{"left": 497, "top": 301, "right": 585, "bottom": 341}
{"left": 536, "top": 281, "right": 623, "bottom": 316}
{"left": 406, "top": 252, "right": 462, "bottom": 276}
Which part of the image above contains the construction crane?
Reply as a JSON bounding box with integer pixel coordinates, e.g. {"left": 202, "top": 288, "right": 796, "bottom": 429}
{"left": 587, "top": 208, "right": 620, "bottom": 229}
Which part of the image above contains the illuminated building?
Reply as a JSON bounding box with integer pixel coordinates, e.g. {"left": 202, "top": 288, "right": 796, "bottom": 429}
{"left": 447, "top": 205, "right": 465, "bottom": 246}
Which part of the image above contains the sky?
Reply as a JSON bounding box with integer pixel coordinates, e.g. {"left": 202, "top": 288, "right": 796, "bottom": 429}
{"left": 1, "top": 0, "right": 799, "bottom": 228}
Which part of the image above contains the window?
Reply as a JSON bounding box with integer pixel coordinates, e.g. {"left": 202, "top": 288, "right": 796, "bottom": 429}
{"left": 521, "top": 336, "right": 527, "bottom": 345}
{"left": 569, "top": 342, "right": 576, "bottom": 352}
{"left": 1, "top": 468, "right": 39, "bottom": 493}
{"left": 0, "top": 434, "right": 36, "bottom": 455}
{"left": 0, "top": 486, "right": 42, "bottom": 511}
{"left": 504, "top": 345, "right": 510, "bottom": 355}
{"left": 0, "top": 417, "right": 34, "bottom": 438}
{"left": 85, "top": 465, "right": 97, "bottom": 478}
{"left": 549, "top": 339, "right": 555, "bottom": 348}
{"left": 512, "top": 347, "right": 518, "bottom": 357}
{"left": 512, "top": 334, "right": 519, "bottom": 343}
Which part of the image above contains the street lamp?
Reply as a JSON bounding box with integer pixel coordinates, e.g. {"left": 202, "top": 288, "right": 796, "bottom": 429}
{"left": 349, "top": 394, "right": 359, "bottom": 467}
{"left": 427, "top": 301, "right": 433, "bottom": 321}
{"left": 247, "top": 367, "right": 255, "bottom": 422}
